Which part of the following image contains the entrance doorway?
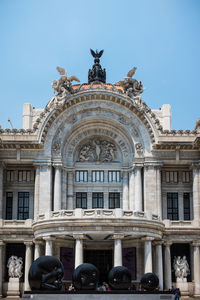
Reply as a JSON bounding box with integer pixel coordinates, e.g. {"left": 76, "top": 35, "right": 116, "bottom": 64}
{"left": 84, "top": 249, "right": 112, "bottom": 283}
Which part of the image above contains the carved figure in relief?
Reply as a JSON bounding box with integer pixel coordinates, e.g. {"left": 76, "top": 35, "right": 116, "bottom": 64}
{"left": 115, "top": 67, "right": 144, "bottom": 98}
{"left": 79, "top": 139, "right": 116, "bottom": 162}
{"left": 173, "top": 256, "right": 190, "bottom": 280}
{"left": 51, "top": 67, "right": 80, "bottom": 102}
{"left": 7, "top": 256, "right": 23, "bottom": 278}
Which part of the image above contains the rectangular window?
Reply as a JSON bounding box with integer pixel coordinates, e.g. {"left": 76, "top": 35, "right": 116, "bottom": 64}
{"left": 108, "top": 171, "right": 121, "bottom": 182}
{"left": 109, "top": 192, "right": 120, "bottom": 209}
{"left": 75, "top": 171, "right": 88, "bottom": 182}
{"left": 182, "top": 172, "right": 191, "bottom": 183}
{"left": 167, "top": 193, "right": 179, "bottom": 220}
{"left": 6, "top": 171, "right": 14, "bottom": 182}
{"left": 183, "top": 193, "right": 190, "bottom": 220}
{"left": 18, "top": 192, "right": 29, "bottom": 220}
{"left": 6, "top": 192, "right": 13, "bottom": 219}
{"left": 92, "top": 171, "right": 104, "bottom": 182}
{"left": 166, "top": 171, "right": 178, "bottom": 183}
{"left": 76, "top": 192, "right": 87, "bottom": 209}
{"left": 92, "top": 192, "right": 104, "bottom": 208}
{"left": 18, "top": 171, "right": 32, "bottom": 182}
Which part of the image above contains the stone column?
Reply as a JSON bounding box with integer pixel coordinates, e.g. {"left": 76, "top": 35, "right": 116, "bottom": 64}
{"left": 193, "top": 242, "right": 200, "bottom": 296}
{"left": 74, "top": 235, "right": 84, "bottom": 268}
{"left": 0, "top": 241, "right": 5, "bottom": 298}
{"left": 129, "top": 170, "right": 135, "bottom": 210}
{"left": 155, "top": 241, "right": 163, "bottom": 290}
{"left": 39, "top": 164, "right": 52, "bottom": 214}
{"left": 24, "top": 242, "right": 33, "bottom": 291}
{"left": 34, "top": 240, "right": 43, "bottom": 260}
{"left": 122, "top": 171, "right": 129, "bottom": 210}
{"left": 192, "top": 165, "right": 200, "bottom": 221}
{"left": 67, "top": 170, "right": 74, "bottom": 210}
{"left": 156, "top": 166, "right": 162, "bottom": 218}
{"left": 0, "top": 163, "right": 4, "bottom": 219}
{"left": 143, "top": 237, "right": 153, "bottom": 273}
{"left": 44, "top": 237, "right": 54, "bottom": 256}
{"left": 134, "top": 165, "right": 143, "bottom": 211}
{"left": 113, "top": 234, "right": 124, "bottom": 267}
{"left": 164, "top": 242, "right": 172, "bottom": 290}
{"left": 54, "top": 166, "right": 62, "bottom": 211}
{"left": 34, "top": 166, "right": 40, "bottom": 220}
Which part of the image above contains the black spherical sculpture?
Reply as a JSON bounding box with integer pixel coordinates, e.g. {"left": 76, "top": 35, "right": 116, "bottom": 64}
{"left": 140, "top": 273, "right": 159, "bottom": 291}
{"left": 108, "top": 266, "right": 131, "bottom": 290}
{"left": 72, "top": 263, "right": 99, "bottom": 290}
{"left": 28, "top": 256, "right": 64, "bottom": 290}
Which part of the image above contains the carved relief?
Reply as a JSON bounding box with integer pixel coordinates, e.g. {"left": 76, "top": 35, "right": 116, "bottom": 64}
{"left": 78, "top": 138, "right": 116, "bottom": 162}
{"left": 135, "top": 142, "right": 143, "bottom": 154}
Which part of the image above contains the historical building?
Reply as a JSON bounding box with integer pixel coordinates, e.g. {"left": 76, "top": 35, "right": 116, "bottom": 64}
{"left": 0, "top": 50, "right": 200, "bottom": 297}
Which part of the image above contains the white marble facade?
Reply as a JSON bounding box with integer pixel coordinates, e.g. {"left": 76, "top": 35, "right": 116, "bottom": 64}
{"left": 0, "top": 82, "right": 200, "bottom": 297}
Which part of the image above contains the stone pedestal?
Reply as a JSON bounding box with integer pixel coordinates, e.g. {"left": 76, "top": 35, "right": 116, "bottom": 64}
{"left": 7, "top": 278, "right": 20, "bottom": 298}
{"left": 176, "top": 279, "right": 189, "bottom": 297}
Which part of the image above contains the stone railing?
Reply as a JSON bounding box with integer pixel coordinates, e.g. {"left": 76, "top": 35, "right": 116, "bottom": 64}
{"left": 163, "top": 219, "right": 197, "bottom": 227}
{"left": 37, "top": 209, "right": 160, "bottom": 222}
{"left": 0, "top": 219, "right": 33, "bottom": 227}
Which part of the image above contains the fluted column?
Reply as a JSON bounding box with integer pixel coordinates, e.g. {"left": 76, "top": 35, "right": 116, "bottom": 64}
{"left": 44, "top": 237, "right": 54, "bottom": 256}
{"left": 129, "top": 170, "right": 134, "bottom": 210}
{"left": 34, "top": 166, "right": 40, "bottom": 220}
{"left": 67, "top": 170, "right": 74, "bottom": 210}
{"left": 0, "top": 241, "right": 5, "bottom": 298}
{"left": 34, "top": 240, "right": 43, "bottom": 260}
{"left": 74, "top": 234, "right": 84, "bottom": 268}
{"left": 54, "top": 166, "right": 62, "bottom": 211}
{"left": 24, "top": 242, "right": 33, "bottom": 291}
{"left": 113, "top": 234, "right": 124, "bottom": 267}
{"left": 122, "top": 171, "right": 129, "bottom": 210}
{"left": 155, "top": 241, "right": 163, "bottom": 290}
{"left": 134, "top": 165, "right": 143, "bottom": 211}
{"left": 192, "top": 165, "right": 200, "bottom": 221}
{"left": 164, "top": 242, "right": 172, "bottom": 289}
{"left": 143, "top": 237, "right": 153, "bottom": 273}
{"left": 193, "top": 241, "right": 200, "bottom": 296}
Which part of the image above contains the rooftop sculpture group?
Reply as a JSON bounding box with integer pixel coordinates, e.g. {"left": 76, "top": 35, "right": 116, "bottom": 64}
{"left": 115, "top": 67, "right": 144, "bottom": 98}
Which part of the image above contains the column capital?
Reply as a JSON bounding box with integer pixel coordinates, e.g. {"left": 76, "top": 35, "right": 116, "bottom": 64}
{"left": 192, "top": 241, "right": 200, "bottom": 247}
{"left": 24, "top": 241, "right": 33, "bottom": 247}
{"left": 73, "top": 234, "right": 85, "bottom": 240}
{"left": 34, "top": 239, "right": 44, "bottom": 246}
{"left": 33, "top": 160, "right": 52, "bottom": 167}
{"left": 43, "top": 236, "right": 55, "bottom": 242}
{"left": 112, "top": 234, "right": 124, "bottom": 240}
{"left": 154, "top": 240, "right": 163, "bottom": 246}
{"left": 133, "top": 163, "right": 143, "bottom": 170}
{"left": 53, "top": 163, "right": 63, "bottom": 169}
{"left": 191, "top": 163, "right": 200, "bottom": 170}
{"left": 164, "top": 241, "right": 173, "bottom": 246}
{"left": 142, "top": 236, "right": 154, "bottom": 242}
{"left": 0, "top": 240, "right": 5, "bottom": 246}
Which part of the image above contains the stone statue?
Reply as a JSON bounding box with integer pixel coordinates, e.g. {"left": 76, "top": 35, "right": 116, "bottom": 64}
{"left": 173, "top": 256, "right": 190, "bottom": 280}
{"left": 7, "top": 256, "right": 23, "bottom": 278}
{"left": 115, "top": 67, "right": 144, "bottom": 98}
{"left": 51, "top": 66, "right": 80, "bottom": 101}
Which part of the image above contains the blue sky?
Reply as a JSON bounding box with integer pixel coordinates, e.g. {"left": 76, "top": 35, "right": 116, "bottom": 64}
{"left": 0, "top": 0, "right": 200, "bottom": 129}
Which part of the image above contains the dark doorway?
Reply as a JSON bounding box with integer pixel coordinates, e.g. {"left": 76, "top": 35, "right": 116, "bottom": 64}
{"left": 171, "top": 243, "right": 191, "bottom": 282}
{"left": 84, "top": 249, "right": 112, "bottom": 283}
